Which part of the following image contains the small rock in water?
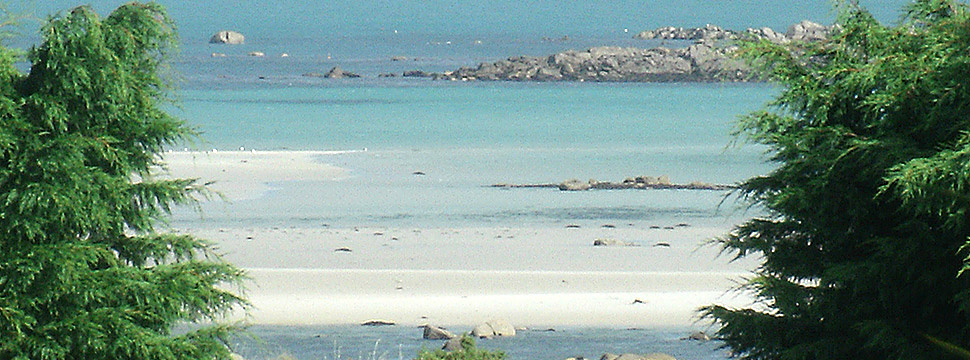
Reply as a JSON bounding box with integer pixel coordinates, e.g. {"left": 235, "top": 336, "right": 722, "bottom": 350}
{"left": 663, "top": 226, "right": 675, "bottom": 230}
{"left": 593, "top": 239, "right": 636, "bottom": 247}
{"left": 442, "top": 337, "right": 463, "bottom": 351}
{"left": 675, "top": 223, "right": 690, "bottom": 227}
{"left": 632, "top": 299, "right": 646, "bottom": 304}
{"left": 601, "top": 224, "right": 616, "bottom": 228}
{"left": 686, "top": 331, "right": 711, "bottom": 341}
{"left": 649, "top": 225, "right": 661, "bottom": 229}
{"left": 334, "top": 247, "right": 353, "bottom": 252}
{"left": 422, "top": 325, "right": 456, "bottom": 340}
{"left": 361, "top": 319, "right": 396, "bottom": 326}
{"left": 565, "top": 224, "right": 581, "bottom": 228}
{"left": 653, "top": 242, "right": 671, "bottom": 248}
{"left": 413, "top": 171, "right": 426, "bottom": 175}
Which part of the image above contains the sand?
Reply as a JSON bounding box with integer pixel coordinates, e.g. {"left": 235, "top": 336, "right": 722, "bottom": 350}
{"left": 159, "top": 150, "right": 349, "bottom": 201}
{"left": 163, "top": 151, "right": 758, "bottom": 328}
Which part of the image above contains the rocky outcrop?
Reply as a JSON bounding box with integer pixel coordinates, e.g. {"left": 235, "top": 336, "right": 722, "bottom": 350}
{"left": 559, "top": 179, "right": 592, "bottom": 191}
{"left": 493, "top": 176, "right": 733, "bottom": 191}
{"left": 634, "top": 24, "right": 735, "bottom": 41}
{"left": 422, "top": 325, "right": 456, "bottom": 340}
{"left": 787, "top": 20, "right": 834, "bottom": 42}
{"left": 360, "top": 319, "right": 395, "bottom": 326}
{"left": 471, "top": 320, "right": 516, "bottom": 339}
{"left": 634, "top": 21, "right": 836, "bottom": 44}
{"left": 426, "top": 43, "right": 751, "bottom": 82}
{"left": 324, "top": 67, "right": 361, "bottom": 79}
{"left": 210, "top": 30, "right": 245, "bottom": 44}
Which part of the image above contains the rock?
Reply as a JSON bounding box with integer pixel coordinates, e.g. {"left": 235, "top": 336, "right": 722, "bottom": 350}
{"left": 361, "top": 319, "right": 395, "bottom": 326}
{"left": 324, "top": 66, "right": 361, "bottom": 79}
{"left": 653, "top": 242, "right": 671, "bottom": 248}
{"left": 593, "top": 239, "right": 635, "bottom": 247}
{"left": 247, "top": 51, "right": 265, "bottom": 57}
{"left": 442, "top": 337, "right": 463, "bottom": 351}
{"left": 787, "top": 20, "right": 832, "bottom": 42}
{"left": 559, "top": 179, "right": 591, "bottom": 191}
{"left": 423, "top": 325, "right": 456, "bottom": 340}
{"left": 634, "top": 24, "right": 736, "bottom": 41}
{"left": 210, "top": 30, "right": 245, "bottom": 44}
{"left": 601, "top": 354, "right": 676, "bottom": 360}
{"left": 334, "top": 247, "right": 352, "bottom": 252}
{"left": 471, "top": 320, "right": 516, "bottom": 338}
{"left": 746, "top": 27, "right": 788, "bottom": 43}
{"left": 687, "top": 331, "right": 711, "bottom": 341}
{"left": 488, "top": 319, "right": 516, "bottom": 337}
{"left": 230, "top": 354, "right": 246, "bottom": 360}
{"left": 403, "top": 70, "right": 434, "bottom": 77}
{"left": 471, "top": 324, "right": 494, "bottom": 339}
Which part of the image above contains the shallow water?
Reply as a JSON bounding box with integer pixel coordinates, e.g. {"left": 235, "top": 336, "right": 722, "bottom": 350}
{"left": 230, "top": 325, "right": 730, "bottom": 360}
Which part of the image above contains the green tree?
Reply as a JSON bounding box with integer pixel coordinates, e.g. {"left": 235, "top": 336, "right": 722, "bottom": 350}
{"left": 0, "top": 3, "right": 247, "bottom": 359}
{"left": 704, "top": 1, "right": 970, "bottom": 359}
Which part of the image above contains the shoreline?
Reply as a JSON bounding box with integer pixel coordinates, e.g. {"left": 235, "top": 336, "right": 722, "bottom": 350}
{"left": 242, "top": 268, "right": 751, "bottom": 327}
{"left": 161, "top": 151, "right": 757, "bottom": 328}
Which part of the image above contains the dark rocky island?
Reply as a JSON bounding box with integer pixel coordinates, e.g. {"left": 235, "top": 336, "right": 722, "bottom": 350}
{"left": 396, "top": 20, "right": 835, "bottom": 83}
{"left": 492, "top": 176, "right": 734, "bottom": 191}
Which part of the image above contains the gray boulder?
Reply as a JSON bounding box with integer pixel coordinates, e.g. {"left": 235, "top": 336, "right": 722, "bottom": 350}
{"left": 687, "top": 331, "right": 711, "bottom": 341}
{"left": 210, "top": 30, "right": 245, "bottom": 44}
{"left": 324, "top": 67, "right": 361, "bottom": 79}
{"left": 559, "top": 179, "right": 592, "bottom": 191}
{"left": 745, "top": 27, "right": 788, "bottom": 43}
{"left": 442, "top": 337, "right": 463, "bottom": 351}
{"left": 471, "top": 320, "right": 516, "bottom": 338}
{"left": 786, "top": 20, "right": 832, "bottom": 42}
{"left": 423, "top": 325, "right": 456, "bottom": 340}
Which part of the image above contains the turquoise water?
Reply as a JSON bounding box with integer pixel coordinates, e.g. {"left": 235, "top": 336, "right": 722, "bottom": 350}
{"left": 3, "top": 2, "right": 932, "bottom": 359}
{"left": 170, "top": 83, "right": 776, "bottom": 229}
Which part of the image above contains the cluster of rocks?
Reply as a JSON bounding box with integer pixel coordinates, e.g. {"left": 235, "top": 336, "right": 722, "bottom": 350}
{"left": 634, "top": 20, "right": 836, "bottom": 44}
{"left": 424, "top": 43, "right": 752, "bottom": 82}
{"left": 399, "top": 20, "right": 834, "bottom": 83}
{"left": 492, "top": 176, "right": 733, "bottom": 192}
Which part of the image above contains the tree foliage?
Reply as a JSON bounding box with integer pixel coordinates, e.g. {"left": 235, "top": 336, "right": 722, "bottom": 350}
{"left": 0, "top": 3, "right": 247, "bottom": 359}
{"left": 704, "top": 1, "right": 970, "bottom": 359}
{"left": 417, "top": 335, "right": 506, "bottom": 360}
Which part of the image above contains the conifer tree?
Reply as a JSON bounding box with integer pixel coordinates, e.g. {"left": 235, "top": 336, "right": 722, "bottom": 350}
{"left": 704, "top": 1, "right": 970, "bottom": 359}
{"left": 0, "top": 3, "right": 247, "bottom": 359}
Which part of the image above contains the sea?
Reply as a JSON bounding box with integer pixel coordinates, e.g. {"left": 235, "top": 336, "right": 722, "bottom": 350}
{"left": 7, "top": 1, "right": 913, "bottom": 359}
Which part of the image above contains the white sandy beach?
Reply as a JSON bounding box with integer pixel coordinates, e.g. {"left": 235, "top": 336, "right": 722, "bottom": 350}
{"left": 163, "top": 151, "right": 757, "bottom": 328}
